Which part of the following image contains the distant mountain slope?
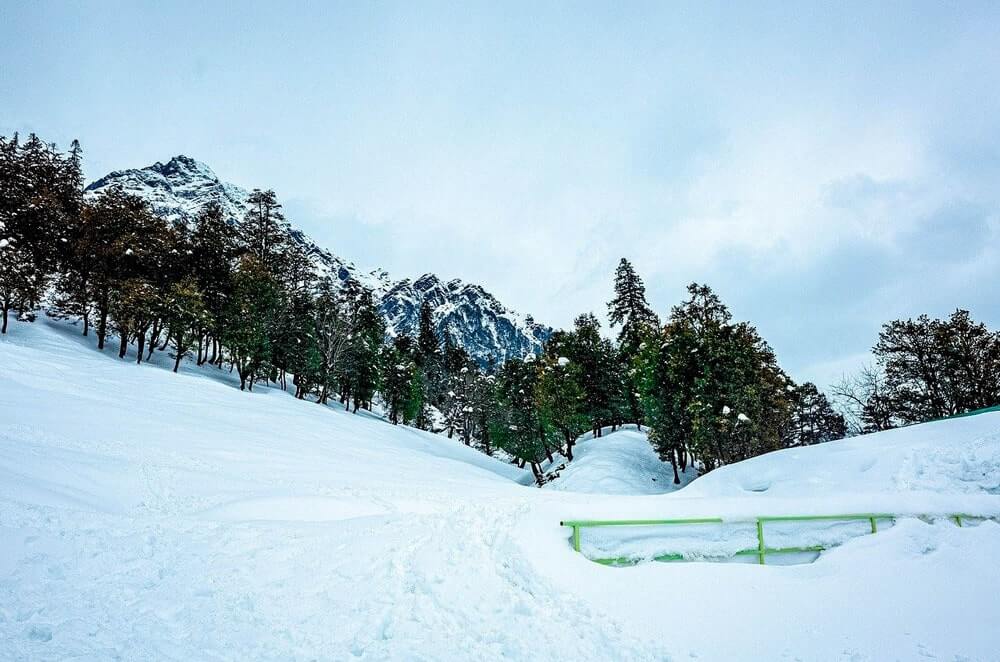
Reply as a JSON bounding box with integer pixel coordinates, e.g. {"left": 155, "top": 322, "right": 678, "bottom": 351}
{"left": 85, "top": 155, "right": 550, "bottom": 365}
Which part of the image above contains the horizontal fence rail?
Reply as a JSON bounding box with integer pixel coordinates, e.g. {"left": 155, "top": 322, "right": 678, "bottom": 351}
{"left": 560, "top": 513, "right": 995, "bottom": 566}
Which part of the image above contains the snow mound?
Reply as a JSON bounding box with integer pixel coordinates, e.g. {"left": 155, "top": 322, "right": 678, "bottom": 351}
{"left": 543, "top": 429, "right": 696, "bottom": 495}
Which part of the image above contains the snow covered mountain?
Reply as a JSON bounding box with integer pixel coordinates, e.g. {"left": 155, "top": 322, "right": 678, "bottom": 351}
{"left": 85, "top": 155, "right": 551, "bottom": 365}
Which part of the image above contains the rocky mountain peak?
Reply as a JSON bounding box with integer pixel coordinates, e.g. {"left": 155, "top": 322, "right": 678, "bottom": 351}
{"left": 85, "top": 157, "right": 551, "bottom": 366}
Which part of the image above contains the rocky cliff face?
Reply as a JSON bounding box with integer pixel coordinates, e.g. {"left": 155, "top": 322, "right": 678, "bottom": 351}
{"left": 86, "top": 155, "right": 550, "bottom": 365}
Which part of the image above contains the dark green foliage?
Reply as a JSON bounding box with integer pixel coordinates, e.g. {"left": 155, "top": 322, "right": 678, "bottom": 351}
{"left": 0, "top": 134, "right": 82, "bottom": 333}
{"left": 636, "top": 283, "right": 798, "bottom": 480}
{"left": 339, "top": 281, "right": 385, "bottom": 412}
{"left": 239, "top": 189, "right": 291, "bottom": 275}
{"left": 535, "top": 354, "right": 589, "bottom": 460}
{"left": 489, "top": 357, "right": 555, "bottom": 484}
{"left": 380, "top": 337, "right": 422, "bottom": 425}
{"left": 189, "top": 203, "right": 237, "bottom": 363}
{"left": 223, "top": 256, "right": 280, "bottom": 390}
{"left": 608, "top": 257, "right": 659, "bottom": 358}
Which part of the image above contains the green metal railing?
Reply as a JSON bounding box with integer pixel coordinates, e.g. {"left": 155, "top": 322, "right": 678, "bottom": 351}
{"left": 560, "top": 512, "right": 991, "bottom": 566}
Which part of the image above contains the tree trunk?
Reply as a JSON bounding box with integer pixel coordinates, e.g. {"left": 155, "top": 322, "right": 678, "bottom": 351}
{"left": 530, "top": 462, "right": 545, "bottom": 486}
{"left": 671, "top": 448, "right": 681, "bottom": 485}
{"left": 82, "top": 311, "right": 89, "bottom": 336}
{"left": 118, "top": 327, "right": 129, "bottom": 358}
{"left": 564, "top": 432, "right": 575, "bottom": 461}
{"left": 0, "top": 301, "right": 8, "bottom": 334}
{"left": 97, "top": 304, "right": 108, "bottom": 350}
{"left": 173, "top": 347, "right": 183, "bottom": 372}
{"left": 136, "top": 329, "right": 146, "bottom": 364}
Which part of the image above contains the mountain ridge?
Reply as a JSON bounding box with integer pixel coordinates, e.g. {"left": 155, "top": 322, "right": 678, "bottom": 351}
{"left": 84, "top": 155, "right": 551, "bottom": 365}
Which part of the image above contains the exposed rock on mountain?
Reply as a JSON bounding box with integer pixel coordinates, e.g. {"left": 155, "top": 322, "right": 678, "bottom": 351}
{"left": 85, "top": 155, "right": 550, "bottom": 365}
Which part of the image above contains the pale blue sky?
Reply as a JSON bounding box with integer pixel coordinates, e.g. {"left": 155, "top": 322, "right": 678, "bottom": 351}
{"left": 3, "top": 1, "right": 1000, "bottom": 387}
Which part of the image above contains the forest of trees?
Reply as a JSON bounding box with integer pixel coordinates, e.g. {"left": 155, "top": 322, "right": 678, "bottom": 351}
{"left": 3, "top": 134, "right": 998, "bottom": 486}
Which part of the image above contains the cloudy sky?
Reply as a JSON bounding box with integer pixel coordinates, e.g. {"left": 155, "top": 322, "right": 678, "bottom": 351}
{"left": 3, "top": 1, "right": 999, "bottom": 387}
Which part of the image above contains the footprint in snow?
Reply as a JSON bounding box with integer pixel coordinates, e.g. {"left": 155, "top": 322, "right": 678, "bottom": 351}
{"left": 27, "top": 624, "right": 53, "bottom": 642}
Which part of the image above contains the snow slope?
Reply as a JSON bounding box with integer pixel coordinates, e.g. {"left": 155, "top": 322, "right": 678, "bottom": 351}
{"left": 2, "top": 318, "right": 1000, "bottom": 661}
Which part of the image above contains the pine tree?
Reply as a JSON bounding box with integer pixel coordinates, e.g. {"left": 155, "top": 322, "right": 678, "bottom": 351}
{"left": 223, "top": 256, "right": 280, "bottom": 390}
{"left": 238, "top": 189, "right": 291, "bottom": 276}
{"left": 0, "top": 134, "right": 81, "bottom": 333}
{"left": 637, "top": 283, "right": 795, "bottom": 479}
{"left": 189, "top": 203, "right": 236, "bottom": 365}
{"left": 608, "top": 258, "right": 659, "bottom": 357}
{"left": 535, "top": 354, "right": 588, "bottom": 460}
{"left": 380, "top": 337, "right": 419, "bottom": 425}
{"left": 489, "top": 357, "right": 553, "bottom": 485}
{"left": 339, "top": 280, "right": 385, "bottom": 412}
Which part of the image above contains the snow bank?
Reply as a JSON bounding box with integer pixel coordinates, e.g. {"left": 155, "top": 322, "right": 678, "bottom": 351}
{"left": 681, "top": 412, "right": 1000, "bottom": 499}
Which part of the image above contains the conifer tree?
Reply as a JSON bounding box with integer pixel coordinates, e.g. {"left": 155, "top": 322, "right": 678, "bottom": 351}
{"left": 238, "top": 189, "right": 291, "bottom": 275}
{"left": 340, "top": 281, "right": 385, "bottom": 412}
{"left": 535, "top": 354, "right": 588, "bottom": 460}
{"left": 223, "top": 256, "right": 280, "bottom": 390}
{"left": 490, "top": 357, "right": 553, "bottom": 484}
{"left": 189, "top": 203, "right": 236, "bottom": 364}
{"left": 608, "top": 258, "right": 659, "bottom": 357}
{"left": 0, "top": 134, "right": 81, "bottom": 333}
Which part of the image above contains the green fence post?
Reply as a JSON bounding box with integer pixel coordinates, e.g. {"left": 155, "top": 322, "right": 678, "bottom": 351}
{"left": 573, "top": 525, "right": 581, "bottom": 552}
{"left": 756, "top": 519, "right": 766, "bottom": 565}
{"left": 870, "top": 517, "right": 877, "bottom": 534}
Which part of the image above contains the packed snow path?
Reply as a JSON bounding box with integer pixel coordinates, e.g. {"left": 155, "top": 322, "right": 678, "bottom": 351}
{"left": 2, "top": 319, "right": 1000, "bottom": 661}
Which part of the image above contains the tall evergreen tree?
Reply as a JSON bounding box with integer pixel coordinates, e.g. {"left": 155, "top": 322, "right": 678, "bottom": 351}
{"left": 608, "top": 258, "right": 659, "bottom": 357}
{"left": 238, "top": 189, "right": 291, "bottom": 275}
{"left": 535, "top": 354, "right": 588, "bottom": 460}
{"left": 223, "top": 256, "right": 280, "bottom": 390}
{"left": 189, "top": 203, "right": 236, "bottom": 365}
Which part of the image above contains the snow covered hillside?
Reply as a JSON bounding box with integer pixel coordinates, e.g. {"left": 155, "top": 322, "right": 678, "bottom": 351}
{"left": 85, "top": 156, "right": 551, "bottom": 366}
{"left": 2, "top": 319, "right": 1000, "bottom": 661}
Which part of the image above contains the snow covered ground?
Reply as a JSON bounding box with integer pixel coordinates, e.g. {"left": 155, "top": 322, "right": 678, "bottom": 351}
{"left": 2, "top": 317, "right": 1000, "bottom": 661}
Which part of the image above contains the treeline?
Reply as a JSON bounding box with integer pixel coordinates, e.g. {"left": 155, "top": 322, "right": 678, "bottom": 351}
{"left": 833, "top": 310, "right": 1000, "bottom": 432}
{"left": 1, "top": 134, "right": 386, "bottom": 410}
{"left": 483, "top": 260, "right": 846, "bottom": 484}
{"left": 6, "top": 135, "right": 995, "bottom": 486}
{"left": 0, "top": 134, "right": 846, "bottom": 485}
